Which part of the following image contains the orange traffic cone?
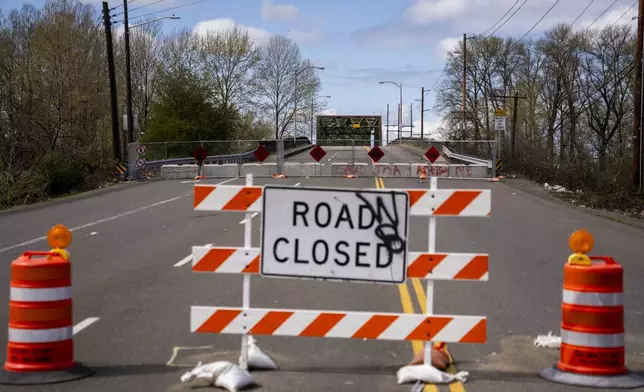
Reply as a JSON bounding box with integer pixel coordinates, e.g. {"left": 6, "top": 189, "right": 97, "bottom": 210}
{"left": 539, "top": 230, "right": 644, "bottom": 388}
{"left": 418, "top": 167, "right": 427, "bottom": 183}
{"left": 0, "top": 225, "right": 94, "bottom": 385}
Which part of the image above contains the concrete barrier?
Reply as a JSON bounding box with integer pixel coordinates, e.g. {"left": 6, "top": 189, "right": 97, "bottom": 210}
{"left": 411, "top": 164, "right": 449, "bottom": 178}
{"left": 241, "top": 163, "right": 278, "bottom": 177}
{"left": 161, "top": 164, "right": 198, "bottom": 179}
{"left": 449, "top": 164, "right": 488, "bottom": 178}
{"left": 283, "top": 162, "right": 321, "bottom": 177}
{"left": 203, "top": 164, "right": 238, "bottom": 178}
{"left": 331, "top": 163, "right": 368, "bottom": 177}
{"left": 374, "top": 163, "right": 411, "bottom": 178}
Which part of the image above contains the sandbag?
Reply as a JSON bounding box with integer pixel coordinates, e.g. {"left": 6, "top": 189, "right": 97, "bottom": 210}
{"left": 243, "top": 336, "right": 278, "bottom": 370}
{"left": 215, "top": 366, "right": 254, "bottom": 392}
{"left": 180, "top": 361, "right": 235, "bottom": 387}
{"left": 397, "top": 364, "right": 469, "bottom": 384}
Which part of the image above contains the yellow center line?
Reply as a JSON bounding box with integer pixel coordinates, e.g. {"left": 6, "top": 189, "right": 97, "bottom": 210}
{"left": 377, "top": 177, "right": 439, "bottom": 392}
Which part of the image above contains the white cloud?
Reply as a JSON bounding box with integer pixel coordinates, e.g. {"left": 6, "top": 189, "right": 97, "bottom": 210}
{"left": 405, "top": 0, "right": 469, "bottom": 25}
{"left": 193, "top": 18, "right": 273, "bottom": 47}
{"left": 321, "top": 108, "right": 338, "bottom": 115}
{"left": 288, "top": 30, "right": 325, "bottom": 45}
{"left": 437, "top": 37, "right": 460, "bottom": 59}
{"left": 261, "top": 0, "right": 301, "bottom": 22}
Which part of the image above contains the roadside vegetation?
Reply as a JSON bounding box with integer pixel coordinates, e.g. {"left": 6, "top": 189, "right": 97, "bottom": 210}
{"left": 0, "top": 0, "right": 324, "bottom": 209}
{"left": 436, "top": 24, "right": 644, "bottom": 215}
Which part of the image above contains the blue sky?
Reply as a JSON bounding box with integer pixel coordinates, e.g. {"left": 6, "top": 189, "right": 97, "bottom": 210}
{"left": 1, "top": 0, "right": 638, "bottom": 140}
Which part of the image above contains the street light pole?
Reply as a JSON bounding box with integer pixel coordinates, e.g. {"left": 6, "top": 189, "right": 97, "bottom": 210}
{"left": 379, "top": 81, "right": 403, "bottom": 141}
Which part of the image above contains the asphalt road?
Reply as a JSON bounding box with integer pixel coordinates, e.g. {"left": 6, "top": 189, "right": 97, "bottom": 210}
{"left": 0, "top": 174, "right": 643, "bottom": 391}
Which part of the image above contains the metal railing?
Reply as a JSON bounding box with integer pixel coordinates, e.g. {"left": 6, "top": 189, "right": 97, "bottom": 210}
{"left": 129, "top": 138, "right": 312, "bottom": 178}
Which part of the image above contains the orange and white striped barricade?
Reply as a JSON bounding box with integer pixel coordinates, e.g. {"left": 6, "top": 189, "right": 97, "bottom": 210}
{"left": 0, "top": 225, "right": 93, "bottom": 385}
{"left": 539, "top": 230, "right": 644, "bottom": 389}
{"left": 190, "top": 174, "right": 490, "bottom": 376}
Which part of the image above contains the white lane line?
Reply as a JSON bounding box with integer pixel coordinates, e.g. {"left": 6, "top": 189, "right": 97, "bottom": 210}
{"left": 294, "top": 183, "right": 301, "bottom": 187}
{"left": 174, "top": 243, "right": 212, "bottom": 267}
{"left": 0, "top": 178, "right": 238, "bottom": 255}
{"left": 181, "top": 180, "right": 201, "bottom": 184}
{"left": 73, "top": 317, "right": 99, "bottom": 335}
{"left": 238, "top": 212, "right": 259, "bottom": 225}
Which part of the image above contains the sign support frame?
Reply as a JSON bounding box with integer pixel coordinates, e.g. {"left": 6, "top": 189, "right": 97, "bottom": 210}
{"left": 424, "top": 176, "right": 438, "bottom": 366}
{"left": 240, "top": 173, "right": 253, "bottom": 370}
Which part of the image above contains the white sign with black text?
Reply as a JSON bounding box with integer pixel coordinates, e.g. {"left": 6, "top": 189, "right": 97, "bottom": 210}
{"left": 260, "top": 186, "right": 409, "bottom": 284}
{"left": 494, "top": 116, "right": 506, "bottom": 132}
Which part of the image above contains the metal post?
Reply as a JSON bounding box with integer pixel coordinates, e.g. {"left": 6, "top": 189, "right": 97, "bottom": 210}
{"left": 240, "top": 173, "right": 254, "bottom": 370}
{"left": 411, "top": 104, "right": 415, "bottom": 137}
{"left": 293, "top": 70, "right": 298, "bottom": 142}
{"left": 310, "top": 96, "right": 314, "bottom": 143}
{"left": 421, "top": 87, "right": 425, "bottom": 140}
{"left": 492, "top": 140, "right": 497, "bottom": 179}
{"left": 424, "top": 176, "right": 438, "bottom": 365}
{"left": 124, "top": 0, "right": 134, "bottom": 145}
{"left": 399, "top": 85, "right": 403, "bottom": 140}
{"left": 386, "top": 104, "right": 390, "bottom": 145}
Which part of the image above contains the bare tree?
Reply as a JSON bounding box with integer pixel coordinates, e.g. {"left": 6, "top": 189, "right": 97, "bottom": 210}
{"left": 129, "top": 20, "right": 163, "bottom": 135}
{"left": 253, "top": 34, "right": 320, "bottom": 139}
{"left": 199, "top": 25, "right": 261, "bottom": 110}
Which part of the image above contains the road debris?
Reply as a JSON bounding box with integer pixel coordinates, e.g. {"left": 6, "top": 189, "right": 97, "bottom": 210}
{"left": 534, "top": 331, "right": 561, "bottom": 349}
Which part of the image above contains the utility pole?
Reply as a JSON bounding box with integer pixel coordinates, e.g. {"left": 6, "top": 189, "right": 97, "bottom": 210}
{"left": 102, "top": 2, "right": 120, "bottom": 161}
{"left": 462, "top": 33, "right": 467, "bottom": 141}
{"left": 634, "top": 0, "right": 644, "bottom": 191}
{"left": 410, "top": 103, "right": 413, "bottom": 137}
{"left": 494, "top": 93, "right": 527, "bottom": 162}
{"left": 421, "top": 87, "right": 424, "bottom": 140}
{"left": 123, "top": 0, "right": 134, "bottom": 145}
{"left": 386, "top": 104, "right": 390, "bottom": 145}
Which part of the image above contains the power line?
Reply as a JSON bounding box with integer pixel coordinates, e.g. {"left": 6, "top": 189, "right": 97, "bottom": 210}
{"left": 609, "top": 0, "right": 637, "bottom": 29}
{"left": 110, "top": 0, "right": 135, "bottom": 11}
{"left": 130, "top": 0, "right": 210, "bottom": 21}
{"left": 487, "top": 0, "right": 529, "bottom": 37}
{"left": 583, "top": 0, "right": 618, "bottom": 33}
{"left": 478, "top": 0, "right": 522, "bottom": 37}
{"left": 571, "top": 0, "right": 595, "bottom": 27}
{"left": 130, "top": 0, "right": 167, "bottom": 12}
{"left": 517, "top": 0, "right": 561, "bottom": 42}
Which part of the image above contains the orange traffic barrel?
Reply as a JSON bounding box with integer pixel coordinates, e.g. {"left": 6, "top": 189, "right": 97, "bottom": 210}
{"left": 539, "top": 230, "right": 644, "bottom": 388}
{"left": 0, "top": 226, "right": 93, "bottom": 385}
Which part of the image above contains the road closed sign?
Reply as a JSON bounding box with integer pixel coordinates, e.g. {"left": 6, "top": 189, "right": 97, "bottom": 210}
{"left": 260, "top": 186, "right": 409, "bottom": 283}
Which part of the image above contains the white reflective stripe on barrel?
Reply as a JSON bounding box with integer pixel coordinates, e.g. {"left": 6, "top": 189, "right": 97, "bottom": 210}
{"left": 8, "top": 326, "right": 73, "bottom": 343}
{"left": 10, "top": 286, "right": 72, "bottom": 302}
{"left": 561, "top": 329, "right": 624, "bottom": 348}
{"left": 562, "top": 289, "right": 622, "bottom": 307}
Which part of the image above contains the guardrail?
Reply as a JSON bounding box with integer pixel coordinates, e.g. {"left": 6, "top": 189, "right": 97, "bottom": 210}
{"left": 137, "top": 139, "right": 312, "bottom": 170}
{"left": 441, "top": 146, "right": 493, "bottom": 169}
